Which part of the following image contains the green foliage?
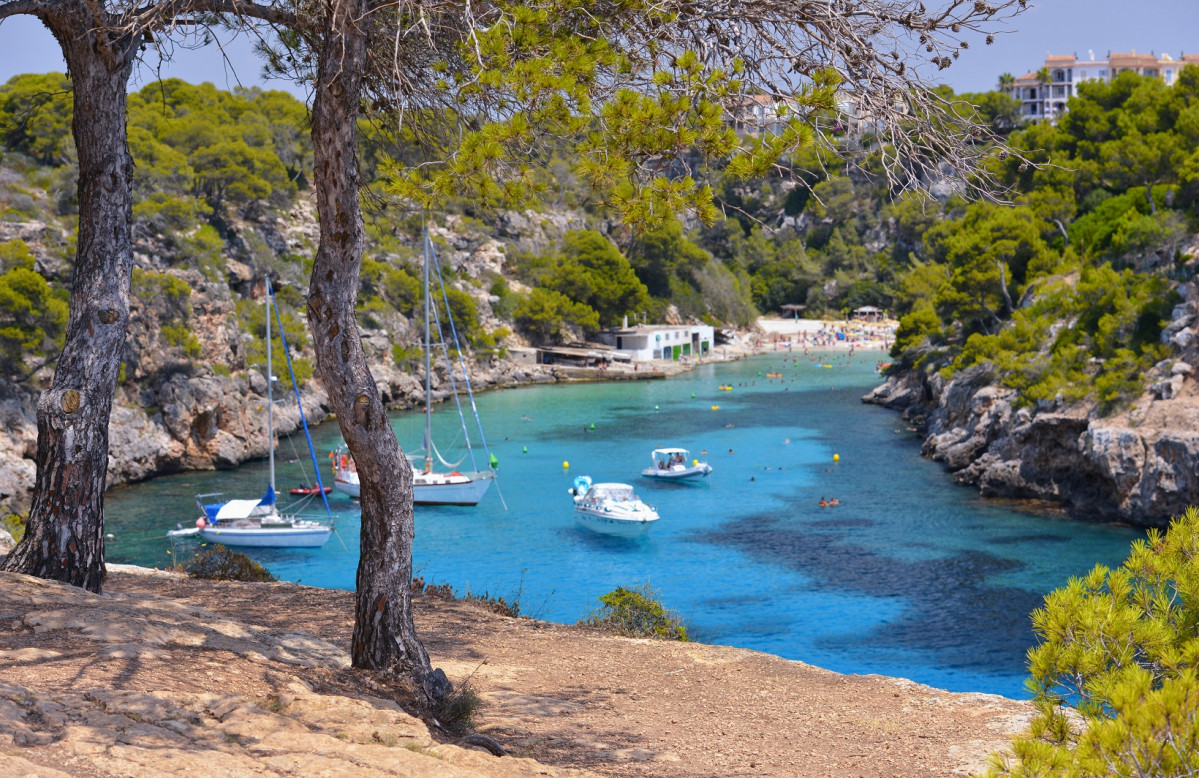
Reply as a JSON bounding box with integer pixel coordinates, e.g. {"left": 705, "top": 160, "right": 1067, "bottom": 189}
{"left": 540, "top": 230, "right": 650, "bottom": 326}
{"left": 426, "top": 682, "right": 482, "bottom": 735}
{"left": 0, "top": 238, "right": 36, "bottom": 272}
{"left": 132, "top": 194, "right": 213, "bottom": 234}
{"left": 0, "top": 73, "right": 73, "bottom": 164}
{"left": 989, "top": 506, "right": 1199, "bottom": 777}
{"left": 185, "top": 545, "right": 278, "bottom": 582}
{"left": 949, "top": 264, "right": 1174, "bottom": 412}
{"left": 626, "top": 219, "right": 757, "bottom": 324}
{"left": 1, "top": 509, "right": 26, "bottom": 543}
{"left": 161, "top": 322, "right": 202, "bottom": 358}
{"left": 237, "top": 297, "right": 314, "bottom": 391}
{"left": 512, "top": 287, "right": 599, "bottom": 344}
{"left": 581, "top": 584, "right": 689, "bottom": 641}
{"left": 362, "top": 258, "right": 421, "bottom": 316}
{"left": 891, "top": 306, "right": 942, "bottom": 357}
{"left": 191, "top": 138, "right": 295, "bottom": 212}
{"left": 392, "top": 343, "right": 422, "bottom": 371}
{"left": 177, "top": 225, "right": 226, "bottom": 278}
{"left": 0, "top": 263, "right": 69, "bottom": 377}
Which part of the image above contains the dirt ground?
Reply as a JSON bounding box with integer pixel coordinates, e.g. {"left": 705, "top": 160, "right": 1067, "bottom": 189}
{"left": 1, "top": 567, "right": 1033, "bottom": 777}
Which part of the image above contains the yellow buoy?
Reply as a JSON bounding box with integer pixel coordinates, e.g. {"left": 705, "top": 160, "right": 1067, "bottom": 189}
{"left": 692, "top": 459, "right": 699, "bottom": 466}
{"left": 833, "top": 453, "right": 840, "bottom": 462}
{"left": 711, "top": 405, "right": 720, "bottom": 411}
{"left": 562, "top": 461, "right": 570, "bottom": 469}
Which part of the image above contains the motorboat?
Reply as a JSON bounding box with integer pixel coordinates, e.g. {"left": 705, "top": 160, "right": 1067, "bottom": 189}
{"left": 331, "top": 228, "right": 497, "bottom": 506}
{"left": 570, "top": 475, "right": 659, "bottom": 538}
{"left": 641, "top": 448, "right": 712, "bottom": 481}
{"left": 168, "top": 278, "right": 333, "bottom": 549}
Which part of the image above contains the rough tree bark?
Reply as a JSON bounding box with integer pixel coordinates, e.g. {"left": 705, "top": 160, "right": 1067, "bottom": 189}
{"left": 304, "top": 0, "right": 448, "bottom": 703}
{"left": 0, "top": 8, "right": 137, "bottom": 593}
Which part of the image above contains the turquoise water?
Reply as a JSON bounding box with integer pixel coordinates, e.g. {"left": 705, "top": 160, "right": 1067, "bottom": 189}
{"left": 104, "top": 351, "right": 1142, "bottom": 698}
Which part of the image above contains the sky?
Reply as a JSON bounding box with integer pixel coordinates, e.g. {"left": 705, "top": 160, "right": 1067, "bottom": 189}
{"left": 1, "top": 1, "right": 1198, "bottom": 99}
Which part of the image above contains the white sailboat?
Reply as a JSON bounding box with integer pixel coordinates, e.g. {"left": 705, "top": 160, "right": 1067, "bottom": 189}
{"left": 169, "top": 279, "right": 333, "bottom": 548}
{"left": 331, "top": 229, "right": 495, "bottom": 506}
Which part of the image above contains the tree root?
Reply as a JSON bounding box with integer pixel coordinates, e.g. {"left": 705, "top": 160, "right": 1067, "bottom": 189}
{"left": 454, "top": 734, "right": 507, "bottom": 757}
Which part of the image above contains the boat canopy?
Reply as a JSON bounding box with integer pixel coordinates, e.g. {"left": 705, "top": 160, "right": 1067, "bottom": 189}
{"left": 652, "top": 447, "right": 690, "bottom": 458}
{"left": 213, "top": 498, "right": 275, "bottom": 521}
{"left": 587, "top": 483, "right": 636, "bottom": 501}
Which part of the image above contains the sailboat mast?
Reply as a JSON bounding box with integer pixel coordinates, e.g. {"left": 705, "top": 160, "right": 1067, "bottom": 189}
{"left": 422, "top": 229, "right": 433, "bottom": 474}
{"left": 266, "top": 277, "right": 276, "bottom": 497}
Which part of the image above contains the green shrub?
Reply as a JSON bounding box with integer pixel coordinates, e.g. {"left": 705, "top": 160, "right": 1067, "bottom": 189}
{"left": 580, "top": 585, "right": 689, "bottom": 641}
{"left": 427, "top": 682, "right": 481, "bottom": 734}
{"left": 988, "top": 506, "right": 1199, "bottom": 776}
{"left": 161, "top": 322, "right": 202, "bottom": 358}
{"left": 392, "top": 343, "right": 422, "bottom": 371}
{"left": 185, "top": 545, "right": 278, "bottom": 582}
{"left": 1, "top": 510, "right": 26, "bottom": 543}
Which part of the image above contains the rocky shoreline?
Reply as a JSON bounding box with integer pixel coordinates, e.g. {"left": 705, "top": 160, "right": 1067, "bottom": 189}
{"left": 863, "top": 350, "right": 1199, "bottom": 530}
{"left": 0, "top": 333, "right": 758, "bottom": 520}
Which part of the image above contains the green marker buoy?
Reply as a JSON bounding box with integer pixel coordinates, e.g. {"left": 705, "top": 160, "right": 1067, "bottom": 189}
{"left": 691, "top": 392, "right": 695, "bottom": 398}
{"left": 522, "top": 446, "right": 528, "bottom": 453}
{"left": 589, "top": 422, "right": 595, "bottom": 430}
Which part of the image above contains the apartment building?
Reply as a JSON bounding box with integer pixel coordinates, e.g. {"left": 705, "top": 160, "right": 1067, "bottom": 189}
{"left": 1000, "top": 49, "right": 1199, "bottom": 122}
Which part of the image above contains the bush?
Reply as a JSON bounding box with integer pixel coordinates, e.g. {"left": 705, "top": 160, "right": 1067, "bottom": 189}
{"left": 988, "top": 506, "right": 1199, "bottom": 776}
{"left": 185, "top": 545, "right": 278, "bottom": 582}
{"left": 1, "top": 510, "right": 26, "bottom": 543}
{"left": 427, "top": 682, "right": 481, "bottom": 735}
{"left": 580, "top": 584, "right": 689, "bottom": 641}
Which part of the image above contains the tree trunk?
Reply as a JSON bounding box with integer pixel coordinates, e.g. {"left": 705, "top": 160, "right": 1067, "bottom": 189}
{"left": 1, "top": 10, "right": 135, "bottom": 594}
{"left": 306, "top": 0, "right": 448, "bottom": 704}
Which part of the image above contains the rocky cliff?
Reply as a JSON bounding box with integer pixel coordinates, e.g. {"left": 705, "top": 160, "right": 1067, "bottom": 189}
{"left": 864, "top": 290, "right": 1199, "bottom": 528}
{"left": 0, "top": 205, "right": 583, "bottom": 520}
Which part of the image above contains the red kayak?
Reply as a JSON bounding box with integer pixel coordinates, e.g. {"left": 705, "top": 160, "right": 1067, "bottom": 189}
{"left": 289, "top": 485, "right": 333, "bottom": 496}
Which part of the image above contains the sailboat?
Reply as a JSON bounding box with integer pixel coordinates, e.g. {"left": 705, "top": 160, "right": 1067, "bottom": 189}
{"left": 169, "top": 279, "right": 334, "bottom": 548}
{"left": 331, "top": 229, "right": 496, "bottom": 506}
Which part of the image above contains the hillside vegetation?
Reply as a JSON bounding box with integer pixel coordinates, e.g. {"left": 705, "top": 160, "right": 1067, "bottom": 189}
{"left": 2, "top": 68, "right": 1197, "bottom": 417}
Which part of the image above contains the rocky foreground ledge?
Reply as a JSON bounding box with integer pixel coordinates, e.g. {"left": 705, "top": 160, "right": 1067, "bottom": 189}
{"left": 0, "top": 567, "right": 1032, "bottom": 777}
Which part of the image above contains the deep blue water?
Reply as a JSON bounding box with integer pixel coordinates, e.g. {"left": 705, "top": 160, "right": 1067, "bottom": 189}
{"left": 104, "top": 351, "right": 1142, "bottom": 698}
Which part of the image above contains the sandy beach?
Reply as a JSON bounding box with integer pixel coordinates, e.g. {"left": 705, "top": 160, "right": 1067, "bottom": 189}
{"left": 754, "top": 316, "right": 897, "bottom": 353}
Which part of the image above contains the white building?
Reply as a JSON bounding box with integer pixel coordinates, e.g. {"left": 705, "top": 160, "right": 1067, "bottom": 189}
{"left": 596, "top": 324, "right": 715, "bottom": 362}
{"left": 1001, "top": 50, "right": 1199, "bottom": 122}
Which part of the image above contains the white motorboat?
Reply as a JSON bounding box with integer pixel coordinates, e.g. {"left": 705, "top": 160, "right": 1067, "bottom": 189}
{"left": 168, "top": 278, "right": 333, "bottom": 549}
{"left": 331, "top": 229, "right": 496, "bottom": 506}
{"left": 641, "top": 447, "right": 712, "bottom": 481}
{"left": 570, "top": 476, "right": 659, "bottom": 538}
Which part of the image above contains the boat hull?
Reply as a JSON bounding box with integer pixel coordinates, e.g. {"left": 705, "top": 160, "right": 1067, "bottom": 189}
{"left": 197, "top": 525, "right": 332, "bottom": 548}
{"left": 414, "top": 471, "right": 494, "bottom": 505}
{"left": 332, "top": 476, "right": 360, "bottom": 498}
{"left": 332, "top": 469, "right": 494, "bottom": 506}
{"left": 574, "top": 508, "right": 658, "bottom": 538}
{"left": 641, "top": 464, "right": 712, "bottom": 481}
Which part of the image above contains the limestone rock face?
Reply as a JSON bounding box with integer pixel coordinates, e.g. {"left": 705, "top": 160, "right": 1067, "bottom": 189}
{"left": 0, "top": 388, "right": 38, "bottom": 515}
{"left": 864, "top": 362, "right": 1199, "bottom": 528}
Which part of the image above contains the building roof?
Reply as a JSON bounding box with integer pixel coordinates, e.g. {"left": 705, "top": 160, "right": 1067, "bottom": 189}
{"left": 608, "top": 324, "right": 710, "bottom": 336}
